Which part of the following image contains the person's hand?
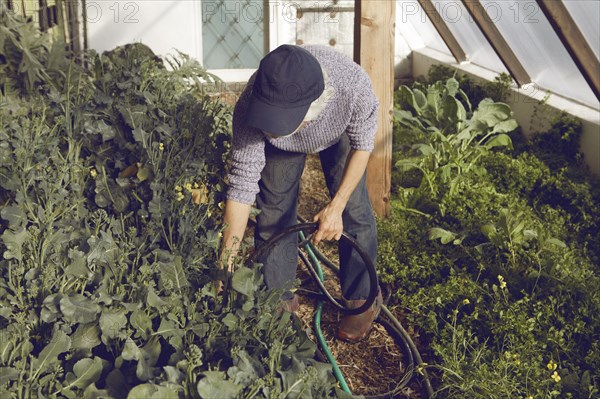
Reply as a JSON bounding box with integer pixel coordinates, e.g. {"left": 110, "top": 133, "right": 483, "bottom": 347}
{"left": 312, "top": 202, "right": 344, "bottom": 245}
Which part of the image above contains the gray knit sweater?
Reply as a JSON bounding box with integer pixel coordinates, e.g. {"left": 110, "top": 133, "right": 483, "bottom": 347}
{"left": 227, "top": 45, "right": 379, "bottom": 205}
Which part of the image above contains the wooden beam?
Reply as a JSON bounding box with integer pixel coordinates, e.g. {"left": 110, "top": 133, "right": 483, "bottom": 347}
{"left": 354, "top": 0, "right": 394, "bottom": 217}
{"left": 417, "top": 0, "right": 467, "bottom": 63}
{"left": 537, "top": 0, "right": 600, "bottom": 101}
{"left": 66, "top": 0, "right": 81, "bottom": 52}
{"left": 461, "top": 0, "right": 531, "bottom": 86}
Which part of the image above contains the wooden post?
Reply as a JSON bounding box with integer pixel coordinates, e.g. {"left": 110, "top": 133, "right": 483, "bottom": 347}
{"left": 354, "top": 0, "right": 395, "bottom": 217}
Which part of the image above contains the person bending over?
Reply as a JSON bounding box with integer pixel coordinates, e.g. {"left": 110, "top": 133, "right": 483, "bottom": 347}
{"left": 220, "top": 44, "right": 382, "bottom": 342}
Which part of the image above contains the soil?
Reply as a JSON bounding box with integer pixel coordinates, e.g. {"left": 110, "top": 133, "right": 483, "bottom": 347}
{"left": 296, "top": 154, "right": 429, "bottom": 398}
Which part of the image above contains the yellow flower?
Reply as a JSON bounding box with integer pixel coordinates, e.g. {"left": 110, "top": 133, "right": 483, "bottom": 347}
{"left": 175, "top": 185, "right": 183, "bottom": 192}
{"left": 525, "top": 396, "right": 533, "bottom": 399}
{"left": 176, "top": 192, "right": 185, "bottom": 201}
{"left": 498, "top": 275, "right": 507, "bottom": 289}
{"left": 551, "top": 371, "right": 561, "bottom": 382}
{"left": 504, "top": 351, "right": 512, "bottom": 360}
{"left": 193, "top": 182, "right": 199, "bottom": 188}
{"left": 547, "top": 360, "right": 557, "bottom": 371}
{"left": 185, "top": 183, "right": 193, "bottom": 192}
{"left": 462, "top": 299, "right": 470, "bottom": 305}
{"left": 89, "top": 168, "right": 97, "bottom": 178}
{"left": 159, "top": 142, "right": 164, "bottom": 151}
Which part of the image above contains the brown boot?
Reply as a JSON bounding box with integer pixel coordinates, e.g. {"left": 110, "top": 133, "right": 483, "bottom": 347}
{"left": 337, "top": 290, "right": 383, "bottom": 342}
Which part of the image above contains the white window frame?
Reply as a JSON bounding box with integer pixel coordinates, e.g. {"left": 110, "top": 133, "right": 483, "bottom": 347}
{"left": 202, "top": 0, "right": 299, "bottom": 83}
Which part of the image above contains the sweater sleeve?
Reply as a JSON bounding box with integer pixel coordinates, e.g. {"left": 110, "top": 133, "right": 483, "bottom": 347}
{"left": 345, "top": 70, "right": 379, "bottom": 152}
{"left": 226, "top": 85, "right": 266, "bottom": 205}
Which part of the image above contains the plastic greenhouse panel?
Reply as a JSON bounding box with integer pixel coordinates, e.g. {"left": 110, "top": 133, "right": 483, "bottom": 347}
{"left": 563, "top": 0, "right": 600, "bottom": 59}
{"left": 430, "top": 0, "right": 507, "bottom": 73}
{"left": 397, "top": 0, "right": 450, "bottom": 54}
{"left": 480, "top": 0, "right": 598, "bottom": 108}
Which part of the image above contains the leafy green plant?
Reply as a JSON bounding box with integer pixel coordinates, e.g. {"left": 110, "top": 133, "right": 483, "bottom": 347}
{"left": 394, "top": 78, "right": 517, "bottom": 202}
{"left": 0, "top": 14, "right": 340, "bottom": 398}
{"left": 382, "top": 72, "right": 600, "bottom": 398}
{"left": 424, "top": 64, "right": 513, "bottom": 106}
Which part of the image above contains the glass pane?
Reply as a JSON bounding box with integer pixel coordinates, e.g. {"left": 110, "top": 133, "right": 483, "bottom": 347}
{"left": 397, "top": 0, "right": 451, "bottom": 55}
{"left": 563, "top": 0, "right": 600, "bottom": 59}
{"left": 202, "top": 0, "right": 267, "bottom": 69}
{"left": 431, "top": 0, "right": 507, "bottom": 73}
{"left": 480, "top": 0, "right": 598, "bottom": 107}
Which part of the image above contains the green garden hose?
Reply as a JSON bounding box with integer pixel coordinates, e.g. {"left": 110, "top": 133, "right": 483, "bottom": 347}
{"left": 299, "top": 230, "right": 352, "bottom": 393}
{"left": 249, "top": 222, "right": 434, "bottom": 398}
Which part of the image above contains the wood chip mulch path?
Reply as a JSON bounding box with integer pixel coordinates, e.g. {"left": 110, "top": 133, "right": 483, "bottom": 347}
{"left": 296, "top": 154, "right": 430, "bottom": 398}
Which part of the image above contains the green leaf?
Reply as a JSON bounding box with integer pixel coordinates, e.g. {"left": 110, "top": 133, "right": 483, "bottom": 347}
{"left": 484, "top": 133, "right": 513, "bottom": 149}
{"left": 121, "top": 338, "right": 140, "bottom": 361}
{"left": 545, "top": 238, "right": 567, "bottom": 248}
{"left": 222, "top": 313, "right": 238, "bottom": 330}
{"left": 155, "top": 317, "right": 184, "bottom": 340}
{"left": 1, "top": 226, "right": 29, "bottom": 261}
{"left": 136, "top": 337, "right": 161, "bottom": 381}
{"left": 130, "top": 310, "right": 152, "bottom": 340}
{"left": 471, "top": 100, "right": 512, "bottom": 127}
{"left": 158, "top": 256, "right": 189, "bottom": 292}
{"left": 106, "top": 369, "right": 128, "bottom": 398}
{"left": 398, "top": 86, "right": 419, "bottom": 113}
{"left": 412, "top": 143, "right": 435, "bottom": 156}
{"left": 87, "top": 231, "right": 117, "bottom": 266}
{"left": 278, "top": 358, "right": 307, "bottom": 399}
{"left": 136, "top": 165, "right": 153, "bottom": 182}
{"left": 66, "top": 357, "right": 103, "bottom": 390}
{"left": 491, "top": 119, "right": 518, "bottom": 134}
{"left": 146, "top": 286, "right": 168, "bottom": 309}
{"left": 0, "top": 205, "right": 26, "bottom": 228}
{"left": 197, "top": 371, "right": 241, "bottom": 399}
{"left": 481, "top": 224, "right": 497, "bottom": 239}
{"left": 60, "top": 295, "right": 101, "bottom": 324}
{"left": 203, "top": 230, "right": 221, "bottom": 251}
{"left": 99, "top": 309, "right": 128, "bottom": 340}
{"left": 127, "top": 384, "right": 158, "bottom": 399}
{"left": 41, "top": 293, "right": 64, "bottom": 323}
{"left": 395, "top": 160, "right": 419, "bottom": 173}
{"left": 428, "top": 228, "right": 456, "bottom": 245}
{"left": 66, "top": 249, "right": 89, "bottom": 278}
{"left": 96, "top": 120, "right": 116, "bottom": 142}
{"left": 445, "top": 77, "right": 460, "bottom": 96}
{"left": 227, "top": 350, "right": 262, "bottom": 387}
{"left": 414, "top": 89, "right": 427, "bottom": 109}
{"left": 0, "top": 367, "right": 19, "bottom": 384}
{"left": 32, "top": 329, "right": 71, "bottom": 379}
{"left": 83, "top": 383, "right": 112, "bottom": 399}
{"left": 127, "top": 384, "right": 179, "bottom": 399}
{"left": 232, "top": 267, "right": 257, "bottom": 297}
{"left": 72, "top": 323, "right": 101, "bottom": 350}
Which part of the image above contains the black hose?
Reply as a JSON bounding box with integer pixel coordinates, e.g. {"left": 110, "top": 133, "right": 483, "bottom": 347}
{"left": 250, "top": 220, "right": 435, "bottom": 398}
{"left": 248, "top": 222, "right": 379, "bottom": 316}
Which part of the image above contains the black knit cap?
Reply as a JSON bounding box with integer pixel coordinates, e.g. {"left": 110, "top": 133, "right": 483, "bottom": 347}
{"left": 246, "top": 45, "right": 325, "bottom": 136}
